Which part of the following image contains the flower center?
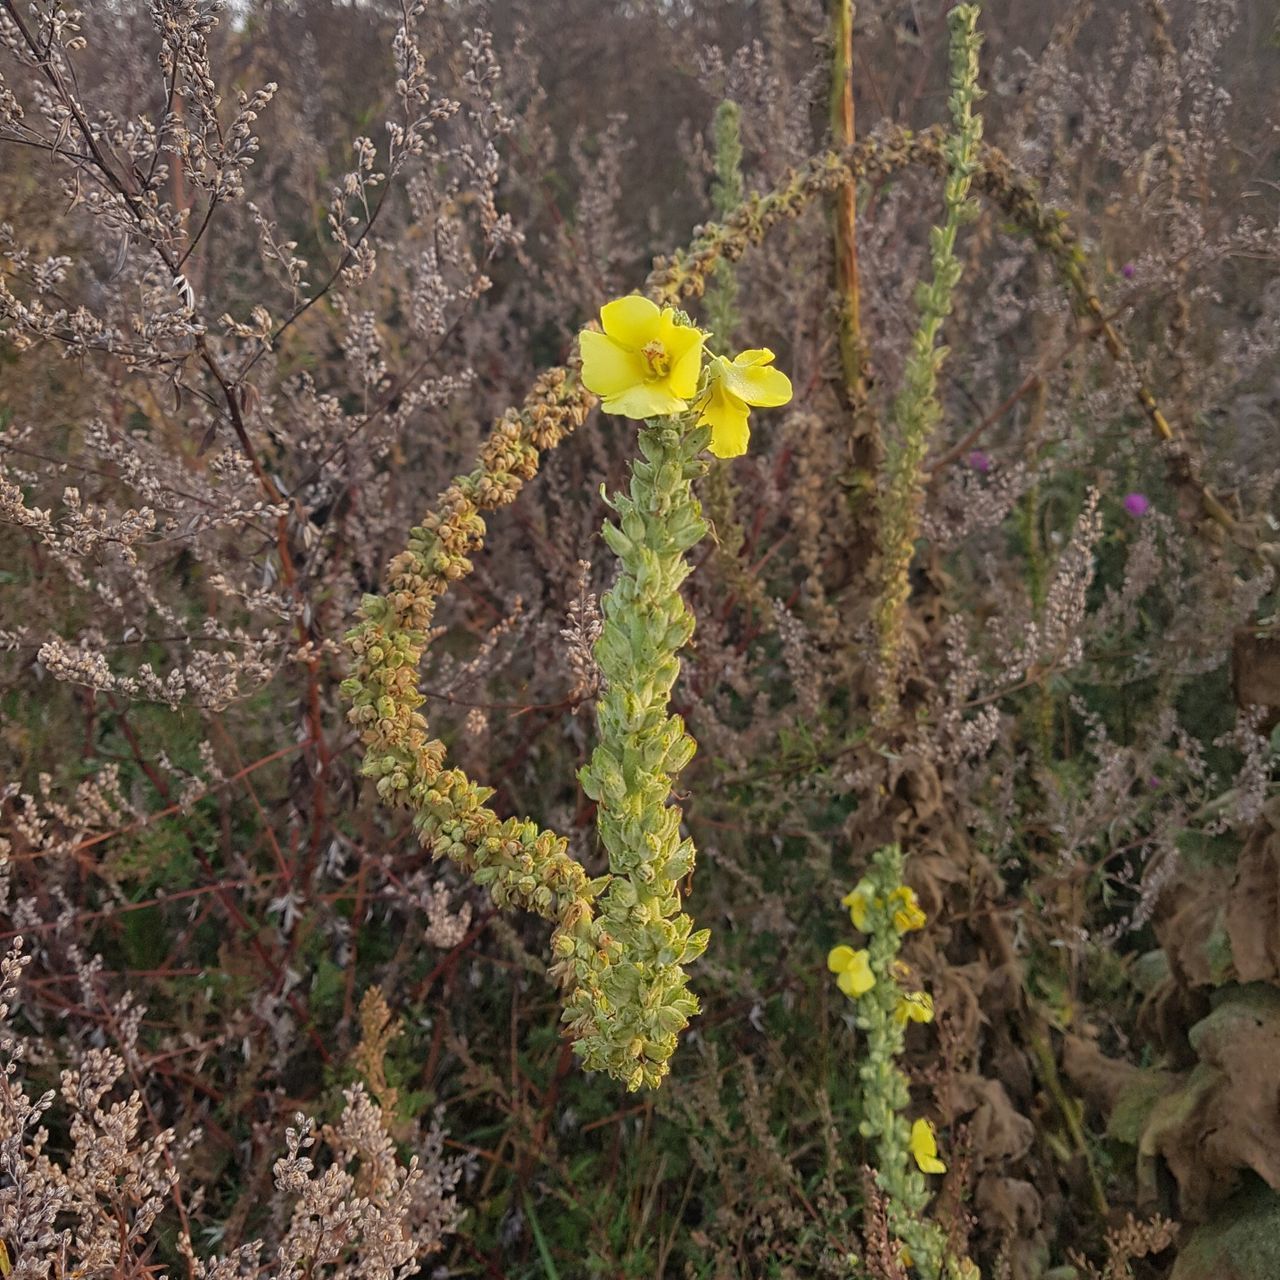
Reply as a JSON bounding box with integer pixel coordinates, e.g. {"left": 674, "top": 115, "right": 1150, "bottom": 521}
{"left": 640, "top": 339, "right": 670, "bottom": 379}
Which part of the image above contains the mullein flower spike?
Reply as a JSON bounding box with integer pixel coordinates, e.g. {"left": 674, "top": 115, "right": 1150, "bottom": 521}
{"left": 575, "top": 298, "right": 790, "bottom": 1087}
{"left": 830, "top": 843, "right": 977, "bottom": 1280}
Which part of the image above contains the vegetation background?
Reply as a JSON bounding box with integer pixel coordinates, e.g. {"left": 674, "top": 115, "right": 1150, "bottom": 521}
{"left": 1, "top": 0, "right": 1279, "bottom": 1276}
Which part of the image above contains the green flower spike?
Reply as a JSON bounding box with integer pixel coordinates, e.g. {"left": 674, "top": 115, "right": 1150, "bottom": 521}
{"left": 577, "top": 392, "right": 713, "bottom": 1091}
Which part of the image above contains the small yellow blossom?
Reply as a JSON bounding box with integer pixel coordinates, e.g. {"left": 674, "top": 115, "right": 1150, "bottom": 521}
{"left": 889, "top": 885, "right": 927, "bottom": 933}
{"left": 841, "top": 880, "right": 875, "bottom": 931}
{"left": 827, "top": 944, "right": 875, "bottom": 998}
{"left": 579, "top": 295, "right": 708, "bottom": 419}
{"left": 696, "top": 348, "right": 792, "bottom": 458}
{"left": 909, "top": 1118, "right": 947, "bottom": 1175}
{"left": 894, "top": 991, "right": 934, "bottom": 1026}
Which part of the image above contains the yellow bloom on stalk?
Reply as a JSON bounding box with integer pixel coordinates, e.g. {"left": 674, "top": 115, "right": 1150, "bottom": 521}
{"left": 579, "top": 295, "right": 707, "bottom": 419}
{"left": 696, "top": 348, "right": 793, "bottom": 458}
{"left": 827, "top": 944, "right": 875, "bottom": 998}
{"left": 894, "top": 991, "right": 935, "bottom": 1026}
{"left": 909, "top": 1118, "right": 947, "bottom": 1175}
{"left": 889, "top": 885, "right": 927, "bottom": 933}
{"left": 841, "top": 881, "right": 875, "bottom": 931}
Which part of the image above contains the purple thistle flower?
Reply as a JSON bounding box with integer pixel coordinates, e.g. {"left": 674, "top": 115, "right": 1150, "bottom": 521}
{"left": 966, "top": 449, "right": 991, "bottom": 474}
{"left": 1122, "top": 492, "right": 1150, "bottom": 517}
{"left": 1121, "top": 262, "right": 1136, "bottom": 279}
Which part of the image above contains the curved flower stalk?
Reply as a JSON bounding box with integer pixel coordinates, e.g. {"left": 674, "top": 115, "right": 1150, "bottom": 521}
{"left": 340, "top": 372, "right": 607, "bottom": 974}
{"left": 829, "top": 845, "right": 978, "bottom": 1280}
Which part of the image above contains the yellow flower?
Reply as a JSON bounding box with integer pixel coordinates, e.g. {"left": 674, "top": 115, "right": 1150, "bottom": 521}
{"left": 889, "top": 885, "right": 926, "bottom": 933}
{"left": 840, "top": 880, "right": 875, "bottom": 931}
{"left": 696, "top": 348, "right": 792, "bottom": 458}
{"left": 579, "top": 295, "right": 708, "bottom": 419}
{"left": 827, "top": 944, "right": 875, "bottom": 998}
{"left": 909, "top": 1118, "right": 947, "bottom": 1175}
{"left": 894, "top": 991, "right": 934, "bottom": 1025}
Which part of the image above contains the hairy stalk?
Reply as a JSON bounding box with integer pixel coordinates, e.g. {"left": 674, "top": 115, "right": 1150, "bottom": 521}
{"left": 578, "top": 414, "right": 712, "bottom": 1090}
{"left": 873, "top": 5, "right": 984, "bottom": 721}
{"left": 702, "top": 101, "right": 772, "bottom": 626}
{"left": 706, "top": 100, "right": 744, "bottom": 345}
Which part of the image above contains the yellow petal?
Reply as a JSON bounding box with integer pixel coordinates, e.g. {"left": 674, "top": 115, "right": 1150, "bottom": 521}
{"left": 600, "top": 295, "right": 661, "bottom": 348}
{"left": 910, "top": 1119, "right": 947, "bottom": 1174}
{"left": 834, "top": 952, "right": 875, "bottom": 998}
{"left": 732, "top": 348, "right": 777, "bottom": 368}
{"left": 890, "top": 886, "right": 927, "bottom": 933}
{"left": 837, "top": 952, "right": 875, "bottom": 997}
{"left": 841, "top": 884, "right": 873, "bottom": 932}
{"left": 709, "top": 415, "right": 750, "bottom": 459}
{"left": 665, "top": 324, "right": 707, "bottom": 399}
{"left": 827, "top": 945, "right": 856, "bottom": 974}
{"left": 603, "top": 381, "right": 689, "bottom": 420}
{"left": 895, "top": 991, "right": 934, "bottom": 1025}
{"left": 723, "top": 357, "right": 792, "bottom": 408}
{"left": 580, "top": 330, "right": 645, "bottom": 398}
{"left": 655, "top": 307, "right": 693, "bottom": 348}
{"left": 699, "top": 384, "right": 751, "bottom": 458}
